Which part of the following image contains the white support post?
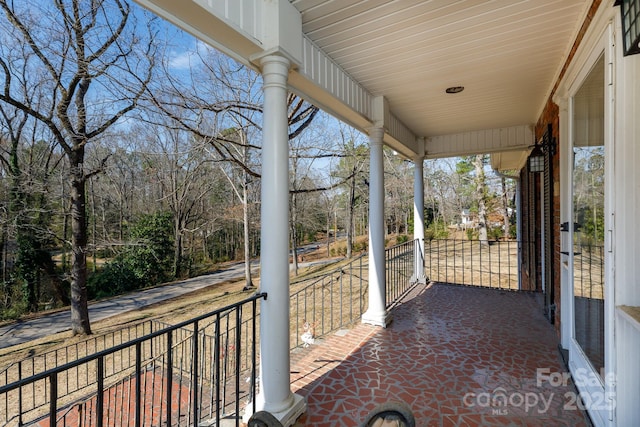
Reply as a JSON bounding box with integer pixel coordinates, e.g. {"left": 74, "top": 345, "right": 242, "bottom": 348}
{"left": 362, "top": 127, "right": 391, "bottom": 328}
{"left": 411, "top": 155, "right": 427, "bottom": 284}
{"left": 247, "top": 54, "right": 305, "bottom": 426}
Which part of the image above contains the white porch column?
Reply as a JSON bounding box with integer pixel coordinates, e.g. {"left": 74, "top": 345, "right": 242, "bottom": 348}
{"left": 252, "top": 54, "right": 305, "bottom": 425}
{"left": 411, "top": 155, "right": 427, "bottom": 284}
{"left": 362, "top": 127, "right": 391, "bottom": 327}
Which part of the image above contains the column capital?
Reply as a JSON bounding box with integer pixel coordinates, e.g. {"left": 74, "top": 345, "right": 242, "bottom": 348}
{"left": 259, "top": 54, "right": 291, "bottom": 91}
{"left": 367, "top": 126, "right": 385, "bottom": 145}
{"left": 259, "top": 53, "right": 291, "bottom": 68}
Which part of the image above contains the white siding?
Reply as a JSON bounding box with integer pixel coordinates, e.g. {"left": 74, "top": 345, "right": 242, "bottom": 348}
{"left": 426, "top": 125, "right": 534, "bottom": 159}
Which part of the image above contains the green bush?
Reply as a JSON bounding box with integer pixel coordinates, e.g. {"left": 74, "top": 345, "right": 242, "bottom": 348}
{"left": 88, "top": 212, "right": 174, "bottom": 298}
{"left": 488, "top": 226, "right": 504, "bottom": 241}
{"left": 466, "top": 229, "right": 477, "bottom": 240}
{"left": 426, "top": 220, "right": 449, "bottom": 240}
{"left": 0, "top": 281, "right": 27, "bottom": 321}
{"left": 88, "top": 259, "right": 143, "bottom": 299}
{"left": 396, "top": 234, "right": 409, "bottom": 244}
{"left": 352, "top": 240, "right": 368, "bottom": 252}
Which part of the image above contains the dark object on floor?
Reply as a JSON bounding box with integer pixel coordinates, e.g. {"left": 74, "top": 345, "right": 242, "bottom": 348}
{"left": 247, "top": 410, "right": 284, "bottom": 427}
{"left": 360, "top": 401, "right": 416, "bottom": 427}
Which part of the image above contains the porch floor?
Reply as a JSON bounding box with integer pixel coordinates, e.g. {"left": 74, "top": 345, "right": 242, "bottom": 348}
{"left": 290, "top": 282, "right": 591, "bottom": 427}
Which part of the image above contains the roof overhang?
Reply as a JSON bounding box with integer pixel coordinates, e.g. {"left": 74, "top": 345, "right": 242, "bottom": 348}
{"left": 133, "top": 0, "right": 592, "bottom": 163}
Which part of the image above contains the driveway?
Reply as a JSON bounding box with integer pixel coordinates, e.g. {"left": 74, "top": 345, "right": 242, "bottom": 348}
{"left": 0, "top": 261, "right": 255, "bottom": 350}
{"left": 0, "top": 243, "right": 335, "bottom": 350}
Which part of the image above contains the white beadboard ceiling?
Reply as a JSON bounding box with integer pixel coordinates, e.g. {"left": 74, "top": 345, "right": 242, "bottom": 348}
{"left": 289, "top": 0, "right": 591, "bottom": 137}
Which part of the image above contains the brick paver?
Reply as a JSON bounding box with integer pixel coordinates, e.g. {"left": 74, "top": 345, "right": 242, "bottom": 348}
{"left": 290, "top": 282, "right": 592, "bottom": 427}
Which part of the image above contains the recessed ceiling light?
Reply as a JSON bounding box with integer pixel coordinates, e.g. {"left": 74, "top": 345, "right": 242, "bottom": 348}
{"left": 445, "top": 86, "right": 464, "bottom": 94}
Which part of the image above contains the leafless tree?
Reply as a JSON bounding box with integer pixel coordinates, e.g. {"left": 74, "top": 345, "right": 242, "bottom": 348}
{"left": 0, "top": 0, "right": 156, "bottom": 334}
{"left": 147, "top": 48, "right": 323, "bottom": 281}
{"left": 332, "top": 125, "right": 369, "bottom": 258}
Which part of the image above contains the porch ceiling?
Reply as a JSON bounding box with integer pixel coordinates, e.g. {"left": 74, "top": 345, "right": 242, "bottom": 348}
{"left": 134, "top": 0, "right": 592, "bottom": 160}
{"left": 290, "top": 0, "right": 589, "bottom": 138}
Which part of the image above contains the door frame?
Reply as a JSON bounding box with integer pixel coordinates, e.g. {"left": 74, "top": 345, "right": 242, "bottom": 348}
{"left": 555, "top": 11, "right": 616, "bottom": 427}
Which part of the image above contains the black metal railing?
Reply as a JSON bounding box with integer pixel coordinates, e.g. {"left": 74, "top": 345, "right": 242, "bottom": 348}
{"left": 424, "top": 239, "right": 520, "bottom": 290}
{"left": 290, "top": 253, "right": 368, "bottom": 349}
{"left": 2, "top": 239, "right": 422, "bottom": 426}
{"left": 385, "top": 240, "right": 415, "bottom": 307}
{"left": 0, "top": 293, "right": 266, "bottom": 427}
{"left": 290, "top": 239, "right": 417, "bottom": 348}
{"left": 1, "top": 320, "right": 158, "bottom": 389}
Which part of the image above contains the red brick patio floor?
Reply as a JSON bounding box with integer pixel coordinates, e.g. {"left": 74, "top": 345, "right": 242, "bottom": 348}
{"left": 290, "top": 282, "right": 592, "bottom": 427}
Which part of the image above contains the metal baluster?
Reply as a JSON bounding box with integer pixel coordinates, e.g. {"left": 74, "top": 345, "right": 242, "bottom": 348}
{"left": 97, "top": 356, "right": 104, "bottom": 427}
{"left": 49, "top": 373, "right": 57, "bottom": 426}
{"left": 135, "top": 342, "right": 141, "bottom": 427}
{"left": 234, "top": 307, "right": 242, "bottom": 426}
{"left": 251, "top": 297, "right": 258, "bottom": 415}
{"left": 214, "top": 313, "right": 221, "bottom": 426}
{"left": 166, "top": 331, "right": 173, "bottom": 427}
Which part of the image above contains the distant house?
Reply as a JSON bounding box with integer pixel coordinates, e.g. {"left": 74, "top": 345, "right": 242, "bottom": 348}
{"left": 459, "top": 209, "right": 475, "bottom": 230}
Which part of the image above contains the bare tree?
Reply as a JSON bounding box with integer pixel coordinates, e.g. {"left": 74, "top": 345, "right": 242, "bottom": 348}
{"left": 0, "top": 0, "right": 155, "bottom": 334}
{"left": 333, "top": 125, "right": 368, "bottom": 258}
{"left": 148, "top": 49, "right": 321, "bottom": 280}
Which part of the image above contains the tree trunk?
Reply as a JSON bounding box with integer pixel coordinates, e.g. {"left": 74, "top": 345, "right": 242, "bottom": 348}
{"left": 241, "top": 141, "right": 253, "bottom": 290}
{"left": 346, "top": 170, "right": 356, "bottom": 259}
{"left": 90, "top": 178, "right": 97, "bottom": 273}
{"left": 326, "top": 210, "right": 331, "bottom": 258}
{"left": 174, "top": 216, "right": 183, "bottom": 278}
{"left": 501, "top": 177, "right": 511, "bottom": 239}
{"left": 69, "top": 151, "right": 91, "bottom": 336}
{"left": 474, "top": 154, "right": 489, "bottom": 246}
{"left": 242, "top": 170, "right": 254, "bottom": 290}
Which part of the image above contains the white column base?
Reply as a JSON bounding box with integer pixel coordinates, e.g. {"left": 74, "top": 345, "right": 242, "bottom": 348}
{"left": 410, "top": 272, "right": 428, "bottom": 285}
{"left": 243, "top": 393, "right": 306, "bottom": 427}
{"left": 362, "top": 309, "right": 392, "bottom": 328}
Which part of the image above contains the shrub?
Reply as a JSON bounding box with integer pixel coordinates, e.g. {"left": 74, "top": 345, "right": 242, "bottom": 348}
{"left": 88, "top": 259, "right": 143, "bottom": 299}
{"left": 396, "top": 234, "right": 409, "bottom": 244}
{"left": 488, "top": 226, "right": 504, "bottom": 241}
{"left": 427, "top": 220, "right": 449, "bottom": 240}
{"left": 88, "top": 212, "right": 174, "bottom": 298}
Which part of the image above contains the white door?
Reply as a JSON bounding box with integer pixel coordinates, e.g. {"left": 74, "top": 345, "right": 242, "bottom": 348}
{"left": 567, "top": 29, "right": 615, "bottom": 426}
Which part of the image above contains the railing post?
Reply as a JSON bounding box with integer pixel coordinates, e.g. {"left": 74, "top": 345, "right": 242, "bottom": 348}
{"left": 97, "top": 356, "right": 104, "bottom": 427}
{"left": 166, "top": 331, "right": 173, "bottom": 427}
{"left": 192, "top": 320, "right": 199, "bottom": 424}
{"left": 214, "top": 312, "right": 221, "bottom": 426}
{"left": 251, "top": 299, "right": 258, "bottom": 416}
{"left": 235, "top": 308, "right": 242, "bottom": 426}
{"left": 49, "top": 373, "right": 57, "bottom": 426}
{"left": 18, "top": 361, "right": 22, "bottom": 426}
{"left": 135, "top": 342, "right": 141, "bottom": 427}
